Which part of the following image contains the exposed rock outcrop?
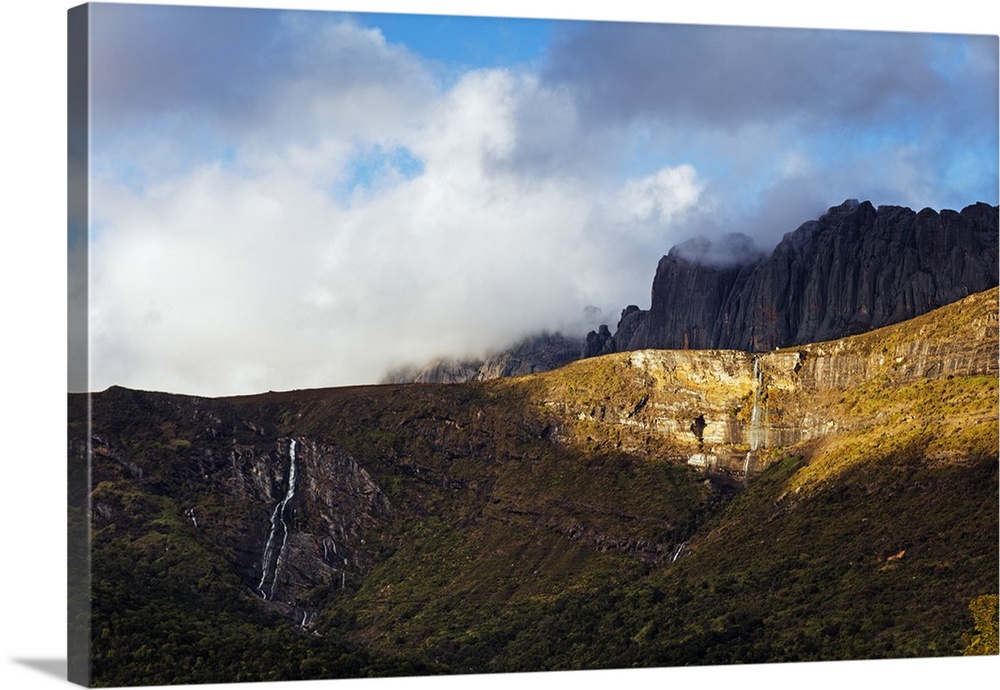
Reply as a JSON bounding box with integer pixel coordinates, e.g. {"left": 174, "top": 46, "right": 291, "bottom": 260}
{"left": 226, "top": 437, "right": 388, "bottom": 608}
{"left": 548, "top": 287, "right": 999, "bottom": 480}
{"left": 85, "top": 390, "right": 389, "bottom": 626}
{"left": 592, "top": 200, "right": 999, "bottom": 355}
{"left": 582, "top": 305, "right": 648, "bottom": 357}
{"left": 383, "top": 201, "right": 996, "bottom": 383}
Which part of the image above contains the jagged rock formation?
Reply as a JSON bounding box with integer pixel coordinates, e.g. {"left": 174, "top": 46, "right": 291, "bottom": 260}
{"left": 382, "top": 331, "right": 585, "bottom": 383}
{"left": 392, "top": 201, "right": 998, "bottom": 380}
{"left": 590, "top": 200, "right": 999, "bottom": 355}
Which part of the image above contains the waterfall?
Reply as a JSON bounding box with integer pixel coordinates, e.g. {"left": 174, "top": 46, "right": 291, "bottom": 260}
{"left": 322, "top": 537, "right": 338, "bottom": 563}
{"left": 749, "top": 357, "right": 764, "bottom": 451}
{"left": 257, "top": 439, "right": 299, "bottom": 600}
{"left": 744, "top": 357, "right": 764, "bottom": 480}
{"left": 670, "top": 542, "right": 687, "bottom": 563}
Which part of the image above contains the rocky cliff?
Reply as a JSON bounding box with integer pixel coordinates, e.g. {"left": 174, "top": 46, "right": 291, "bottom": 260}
{"left": 588, "top": 200, "right": 999, "bottom": 355}
{"left": 84, "top": 389, "right": 390, "bottom": 629}
{"left": 544, "top": 287, "right": 998, "bottom": 480}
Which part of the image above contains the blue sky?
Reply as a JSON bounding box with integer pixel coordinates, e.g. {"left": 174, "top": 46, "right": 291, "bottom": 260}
{"left": 75, "top": 1, "right": 999, "bottom": 396}
{"left": 355, "top": 11, "right": 554, "bottom": 72}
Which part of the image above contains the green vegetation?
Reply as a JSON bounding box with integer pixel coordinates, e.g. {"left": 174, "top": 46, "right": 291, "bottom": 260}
{"left": 75, "top": 288, "right": 1000, "bottom": 684}
{"left": 963, "top": 595, "right": 999, "bottom": 655}
{"left": 87, "top": 480, "right": 438, "bottom": 687}
{"left": 786, "top": 375, "right": 998, "bottom": 494}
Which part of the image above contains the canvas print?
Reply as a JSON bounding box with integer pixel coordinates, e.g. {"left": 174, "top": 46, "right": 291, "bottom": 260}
{"left": 67, "top": 2, "right": 999, "bottom": 687}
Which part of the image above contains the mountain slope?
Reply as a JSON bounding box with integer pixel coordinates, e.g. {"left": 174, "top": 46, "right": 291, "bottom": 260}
{"left": 70, "top": 287, "right": 999, "bottom": 685}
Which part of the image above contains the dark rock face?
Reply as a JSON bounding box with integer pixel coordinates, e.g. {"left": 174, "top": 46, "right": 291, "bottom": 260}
{"left": 596, "top": 200, "right": 999, "bottom": 354}
{"left": 389, "top": 200, "right": 996, "bottom": 380}
{"left": 226, "top": 437, "right": 388, "bottom": 606}
{"left": 583, "top": 306, "right": 648, "bottom": 357}
{"left": 582, "top": 324, "right": 614, "bottom": 358}
{"left": 84, "top": 388, "right": 389, "bottom": 626}
{"left": 628, "top": 247, "right": 756, "bottom": 351}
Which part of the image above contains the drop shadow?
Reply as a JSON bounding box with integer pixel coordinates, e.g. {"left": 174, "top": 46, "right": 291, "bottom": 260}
{"left": 11, "top": 658, "right": 67, "bottom": 681}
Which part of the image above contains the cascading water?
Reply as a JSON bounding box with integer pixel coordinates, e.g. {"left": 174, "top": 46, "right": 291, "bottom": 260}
{"left": 322, "top": 536, "right": 340, "bottom": 562}
{"left": 749, "top": 357, "right": 764, "bottom": 450}
{"left": 322, "top": 537, "right": 348, "bottom": 589}
{"left": 257, "top": 439, "right": 298, "bottom": 600}
{"left": 745, "top": 358, "right": 764, "bottom": 478}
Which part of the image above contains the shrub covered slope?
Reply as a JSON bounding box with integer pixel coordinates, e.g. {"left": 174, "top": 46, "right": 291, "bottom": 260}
{"left": 71, "top": 288, "right": 999, "bottom": 685}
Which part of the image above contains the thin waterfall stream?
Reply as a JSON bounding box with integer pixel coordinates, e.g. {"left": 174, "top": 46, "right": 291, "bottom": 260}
{"left": 257, "top": 439, "right": 298, "bottom": 600}
{"left": 745, "top": 357, "right": 764, "bottom": 477}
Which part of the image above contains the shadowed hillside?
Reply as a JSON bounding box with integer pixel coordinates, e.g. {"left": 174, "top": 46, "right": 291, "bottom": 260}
{"left": 70, "top": 287, "right": 999, "bottom": 685}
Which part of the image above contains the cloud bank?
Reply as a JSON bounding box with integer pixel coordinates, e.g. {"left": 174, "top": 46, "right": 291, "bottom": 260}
{"left": 84, "top": 5, "right": 998, "bottom": 396}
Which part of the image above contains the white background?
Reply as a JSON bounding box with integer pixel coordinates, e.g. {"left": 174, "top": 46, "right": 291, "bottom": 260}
{"left": 1, "top": 1, "right": 997, "bottom": 689}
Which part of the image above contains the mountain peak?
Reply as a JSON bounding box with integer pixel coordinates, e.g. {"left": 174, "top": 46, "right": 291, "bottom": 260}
{"left": 591, "top": 201, "right": 999, "bottom": 354}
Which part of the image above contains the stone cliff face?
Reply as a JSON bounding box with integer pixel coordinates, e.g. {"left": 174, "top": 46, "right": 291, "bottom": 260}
{"left": 86, "top": 392, "right": 389, "bottom": 627}
{"left": 225, "top": 437, "right": 388, "bottom": 607}
{"left": 594, "top": 200, "right": 998, "bottom": 354}
{"left": 387, "top": 201, "right": 996, "bottom": 381}
{"left": 545, "top": 288, "right": 998, "bottom": 480}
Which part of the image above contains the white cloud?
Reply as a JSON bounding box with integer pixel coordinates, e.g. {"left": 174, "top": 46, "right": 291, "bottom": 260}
{"left": 85, "top": 9, "right": 997, "bottom": 396}
{"left": 91, "top": 49, "right": 707, "bottom": 395}
{"left": 609, "top": 165, "right": 703, "bottom": 224}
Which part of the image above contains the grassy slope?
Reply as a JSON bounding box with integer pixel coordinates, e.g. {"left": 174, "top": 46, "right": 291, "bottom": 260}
{"left": 324, "top": 376, "right": 997, "bottom": 671}
{"left": 79, "top": 289, "right": 999, "bottom": 683}
{"left": 315, "top": 290, "right": 998, "bottom": 669}
{"left": 228, "top": 378, "right": 721, "bottom": 671}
